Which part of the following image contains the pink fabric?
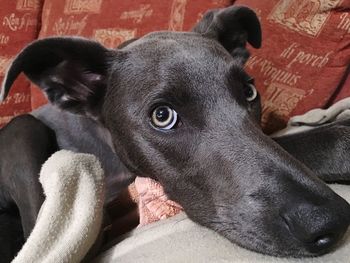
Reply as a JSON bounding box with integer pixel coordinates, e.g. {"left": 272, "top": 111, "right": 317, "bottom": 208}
{"left": 135, "top": 177, "right": 183, "bottom": 226}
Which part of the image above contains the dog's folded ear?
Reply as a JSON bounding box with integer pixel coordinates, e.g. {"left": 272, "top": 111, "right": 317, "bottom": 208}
{"left": 192, "top": 5, "right": 261, "bottom": 62}
{"left": 0, "top": 37, "right": 113, "bottom": 118}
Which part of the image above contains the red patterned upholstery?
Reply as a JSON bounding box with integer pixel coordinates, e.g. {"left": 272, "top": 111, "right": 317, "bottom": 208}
{"left": 2, "top": 0, "right": 349, "bottom": 133}
{"left": 0, "top": 0, "right": 43, "bottom": 127}
{"left": 235, "top": 0, "right": 350, "bottom": 133}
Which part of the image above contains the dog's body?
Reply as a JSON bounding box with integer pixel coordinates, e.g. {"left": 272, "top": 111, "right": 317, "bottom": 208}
{"left": 0, "top": 108, "right": 130, "bottom": 262}
{"left": 0, "top": 5, "right": 350, "bottom": 262}
{"left": 31, "top": 104, "right": 134, "bottom": 202}
{"left": 276, "top": 118, "right": 350, "bottom": 183}
{"left": 0, "top": 115, "right": 57, "bottom": 260}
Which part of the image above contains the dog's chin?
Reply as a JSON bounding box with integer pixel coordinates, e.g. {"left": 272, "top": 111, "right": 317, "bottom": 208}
{"left": 208, "top": 223, "right": 332, "bottom": 258}
{"left": 226, "top": 235, "right": 327, "bottom": 258}
{"left": 188, "top": 212, "right": 312, "bottom": 258}
{"left": 235, "top": 239, "right": 327, "bottom": 258}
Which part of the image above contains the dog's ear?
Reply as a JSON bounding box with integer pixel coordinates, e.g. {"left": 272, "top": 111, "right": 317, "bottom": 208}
{"left": 0, "top": 37, "right": 113, "bottom": 118}
{"left": 192, "top": 5, "right": 261, "bottom": 62}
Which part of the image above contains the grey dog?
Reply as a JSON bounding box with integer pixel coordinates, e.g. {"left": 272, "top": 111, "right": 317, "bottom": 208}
{"left": 0, "top": 5, "right": 350, "bottom": 262}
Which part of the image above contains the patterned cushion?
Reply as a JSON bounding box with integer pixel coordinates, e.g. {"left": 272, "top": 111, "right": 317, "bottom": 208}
{"left": 234, "top": 0, "right": 350, "bottom": 133}
{"left": 0, "top": 0, "right": 43, "bottom": 127}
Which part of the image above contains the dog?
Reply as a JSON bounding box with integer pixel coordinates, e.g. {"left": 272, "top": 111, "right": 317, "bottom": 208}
{"left": 0, "top": 115, "right": 57, "bottom": 260}
{"left": 0, "top": 5, "right": 350, "bottom": 261}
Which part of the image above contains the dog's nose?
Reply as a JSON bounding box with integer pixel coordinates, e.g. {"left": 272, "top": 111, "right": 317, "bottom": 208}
{"left": 282, "top": 202, "right": 350, "bottom": 254}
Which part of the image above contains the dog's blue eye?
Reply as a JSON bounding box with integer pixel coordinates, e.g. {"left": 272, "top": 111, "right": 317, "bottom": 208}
{"left": 151, "top": 106, "right": 178, "bottom": 130}
{"left": 244, "top": 83, "right": 258, "bottom": 102}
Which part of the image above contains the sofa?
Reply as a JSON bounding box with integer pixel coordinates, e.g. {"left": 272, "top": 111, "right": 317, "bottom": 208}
{"left": 1, "top": 0, "right": 349, "bottom": 133}
{"left": 0, "top": 0, "right": 349, "bottom": 261}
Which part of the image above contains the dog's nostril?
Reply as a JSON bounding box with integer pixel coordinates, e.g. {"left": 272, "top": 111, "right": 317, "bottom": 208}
{"left": 284, "top": 222, "right": 343, "bottom": 253}
{"left": 282, "top": 206, "right": 349, "bottom": 254}
{"left": 304, "top": 230, "right": 348, "bottom": 254}
{"left": 315, "top": 235, "right": 331, "bottom": 246}
{"left": 315, "top": 235, "right": 332, "bottom": 246}
{"left": 312, "top": 234, "right": 335, "bottom": 251}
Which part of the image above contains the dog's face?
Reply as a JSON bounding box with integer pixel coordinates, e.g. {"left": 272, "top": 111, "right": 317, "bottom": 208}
{"left": 1, "top": 6, "right": 349, "bottom": 257}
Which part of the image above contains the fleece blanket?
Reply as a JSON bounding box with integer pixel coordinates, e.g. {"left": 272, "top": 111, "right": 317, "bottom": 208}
{"left": 272, "top": 97, "right": 350, "bottom": 137}
{"left": 12, "top": 150, "right": 105, "bottom": 263}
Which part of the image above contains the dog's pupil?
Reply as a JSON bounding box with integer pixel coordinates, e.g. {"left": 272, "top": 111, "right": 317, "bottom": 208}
{"left": 156, "top": 107, "right": 170, "bottom": 122}
{"left": 245, "top": 86, "right": 253, "bottom": 98}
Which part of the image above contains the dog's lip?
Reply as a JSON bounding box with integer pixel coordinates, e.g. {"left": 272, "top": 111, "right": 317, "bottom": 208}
{"left": 193, "top": 209, "right": 327, "bottom": 257}
{"left": 206, "top": 216, "right": 314, "bottom": 258}
{"left": 223, "top": 229, "right": 315, "bottom": 258}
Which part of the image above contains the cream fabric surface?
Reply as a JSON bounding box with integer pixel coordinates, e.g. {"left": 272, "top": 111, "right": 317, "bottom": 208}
{"left": 272, "top": 97, "right": 350, "bottom": 137}
{"left": 94, "top": 185, "right": 350, "bottom": 263}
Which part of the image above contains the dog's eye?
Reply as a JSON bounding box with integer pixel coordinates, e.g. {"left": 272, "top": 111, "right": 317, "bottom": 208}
{"left": 244, "top": 83, "right": 258, "bottom": 102}
{"left": 151, "top": 106, "right": 178, "bottom": 130}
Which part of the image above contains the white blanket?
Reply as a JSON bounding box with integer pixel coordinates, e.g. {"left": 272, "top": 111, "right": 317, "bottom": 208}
{"left": 272, "top": 97, "right": 350, "bottom": 137}
{"left": 12, "top": 150, "right": 105, "bottom": 263}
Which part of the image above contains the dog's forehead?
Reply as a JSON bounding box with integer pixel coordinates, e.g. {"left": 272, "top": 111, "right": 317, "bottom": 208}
{"left": 123, "top": 31, "right": 233, "bottom": 64}
{"left": 110, "top": 31, "right": 247, "bottom": 110}
{"left": 115, "top": 31, "right": 238, "bottom": 90}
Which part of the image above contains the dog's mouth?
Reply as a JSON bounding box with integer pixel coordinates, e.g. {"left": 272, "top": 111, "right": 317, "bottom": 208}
{"left": 173, "top": 181, "right": 350, "bottom": 259}
{"left": 198, "top": 207, "right": 349, "bottom": 258}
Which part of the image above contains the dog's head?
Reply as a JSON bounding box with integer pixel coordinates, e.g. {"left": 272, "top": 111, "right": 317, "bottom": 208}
{"left": 2, "top": 5, "right": 349, "bottom": 257}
